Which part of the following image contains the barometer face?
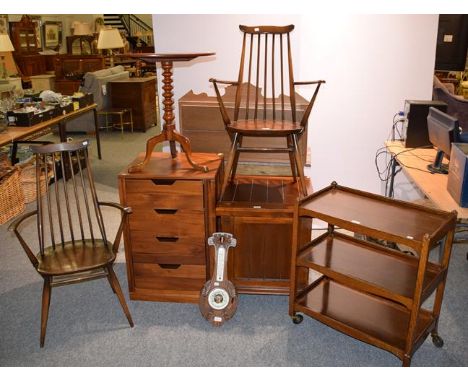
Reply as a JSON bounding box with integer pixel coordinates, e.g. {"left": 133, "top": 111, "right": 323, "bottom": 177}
{"left": 207, "top": 288, "right": 229, "bottom": 310}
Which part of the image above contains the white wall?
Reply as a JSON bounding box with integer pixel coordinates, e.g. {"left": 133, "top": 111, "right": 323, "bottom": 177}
{"left": 153, "top": 14, "right": 438, "bottom": 195}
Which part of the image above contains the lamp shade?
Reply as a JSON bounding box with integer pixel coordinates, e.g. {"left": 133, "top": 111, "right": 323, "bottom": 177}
{"left": 73, "top": 22, "right": 92, "bottom": 36}
{"left": 97, "top": 27, "right": 124, "bottom": 50}
{"left": 0, "top": 34, "right": 14, "bottom": 52}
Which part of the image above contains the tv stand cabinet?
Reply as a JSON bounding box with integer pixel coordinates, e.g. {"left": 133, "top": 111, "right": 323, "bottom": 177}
{"left": 289, "top": 182, "right": 457, "bottom": 366}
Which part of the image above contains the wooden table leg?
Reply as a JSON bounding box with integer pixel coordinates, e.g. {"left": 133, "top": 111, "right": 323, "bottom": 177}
{"left": 93, "top": 108, "right": 102, "bottom": 160}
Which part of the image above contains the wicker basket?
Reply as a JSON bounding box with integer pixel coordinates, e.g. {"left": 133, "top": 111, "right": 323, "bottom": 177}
{"left": 0, "top": 167, "right": 25, "bottom": 225}
{"left": 19, "top": 158, "right": 51, "bottom": 204}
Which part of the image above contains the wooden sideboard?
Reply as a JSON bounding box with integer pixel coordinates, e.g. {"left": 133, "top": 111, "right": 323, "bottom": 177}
{"left": 216, "top": 176, "right": 312, "bottom": 295}
{"left": 110, "top": 77, "right": 157, "bottom": 131}
{"left": 54, "top": 54, "right": 105, "bottom": 95}
{"left": 179, "top": 84, "right": 310, "bottom": 164}
{"left": 119, "top": 152, "right": 223, "bottom": 303}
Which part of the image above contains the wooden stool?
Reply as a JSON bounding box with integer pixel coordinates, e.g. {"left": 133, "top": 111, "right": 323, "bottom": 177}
{"left": 97, "top": 108, "right": 134, "bottom": 137}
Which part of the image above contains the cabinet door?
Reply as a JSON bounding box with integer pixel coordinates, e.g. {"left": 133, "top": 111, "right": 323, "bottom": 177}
{"left": 232, "top": 217, "right": 292, "bottom": 281}
{"left": 220, "top": 213, "right": 311, "bottom": 294}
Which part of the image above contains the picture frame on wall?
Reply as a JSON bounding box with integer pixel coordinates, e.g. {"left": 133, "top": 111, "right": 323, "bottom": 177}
{"left": 43, "top": 21, "right": 62, "bottom": 50}
{"left": 0, "top": 14, "right": 9, "bottom": 35}
{"left": 30, "top": 15, "right": 42, "bottom": 49}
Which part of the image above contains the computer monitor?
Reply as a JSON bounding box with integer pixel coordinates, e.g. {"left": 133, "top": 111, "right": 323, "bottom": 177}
{"left": 427, "top": 107, "right": 460, "bottom": 174}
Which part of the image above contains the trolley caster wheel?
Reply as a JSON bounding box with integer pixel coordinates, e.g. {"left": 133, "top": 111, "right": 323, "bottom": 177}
{"left": 431, "top": 334, "right": 444, "bottom": 348}
{"left": 292, "top": 314, "right": 303, "bottom": 324}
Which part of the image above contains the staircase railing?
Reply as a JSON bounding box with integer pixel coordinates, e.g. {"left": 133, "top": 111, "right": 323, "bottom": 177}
{"left": 119, "top": 15, "right": 153, "bottom": 46}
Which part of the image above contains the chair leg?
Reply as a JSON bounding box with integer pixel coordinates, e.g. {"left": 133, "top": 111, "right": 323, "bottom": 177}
{"left": 40, "top": 277, "right": 52, "bottom": 348}
{"left": 230, "top": 135, "right": 243, "bottom": 183}
{"left": 221, "top": 132, "right": 240, "bottom": 199}
{"left": 106, "top": 265, "right": 134, "bottom": 327}
{"left": 291, "top": 134, "right": 308, "bottom": 197}
{"left": 287, "top": 135, "right": 297, "bottom": 182}
{"left": 107, "top": 273, "right": 116, "bottom": 294}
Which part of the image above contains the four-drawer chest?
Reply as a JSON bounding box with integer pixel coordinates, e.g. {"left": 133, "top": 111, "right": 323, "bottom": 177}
{"left": 119, "top": 152, "right": 223, "bottom": 303}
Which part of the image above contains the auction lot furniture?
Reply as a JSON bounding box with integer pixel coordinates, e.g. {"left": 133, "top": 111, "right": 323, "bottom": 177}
{"left": 216, "top": 175, "right": 312, "bottom": 295}
{"left": 9, "top": 140, "right": 133, "bottom": 347}
{"left": 289, "top": 182, "right": 457, "bottom": 366}
{"left": 117, "top": 53, "right": 214, "bottom": 173}
{"left": 54, "top": 55, "right": 105, "bottom": 95}
{"left": 179, "top": 85, "right": 310, "bottom": 164}
{"left": 210, "top": 25, "right": 324, "bottom": 197}
{"left": 97, "top": 107, "right": 134, "bottom": 136}
{"left": 109, "top": 77, "right": 156, "bottom": 132}
{"left": 0, "top": 103, "right": 102, "bottom": 160}
{"left": 119, "top": 152, "right": 223, "bottom": 303}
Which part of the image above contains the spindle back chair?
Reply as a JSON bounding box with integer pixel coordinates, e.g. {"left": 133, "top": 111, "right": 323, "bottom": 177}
{"left": 9, "top": 140, "right": 134, "bottom": 347}
{"left": 210, "top": 25, "right": 325, "bottom": 196}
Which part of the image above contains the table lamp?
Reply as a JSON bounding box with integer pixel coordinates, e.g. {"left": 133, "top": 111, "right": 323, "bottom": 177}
{"left": 0, "top": 34, "right": 14, "bottom": 82}
{"left": 97, "top": 27, "right": 124, "bottom": 67}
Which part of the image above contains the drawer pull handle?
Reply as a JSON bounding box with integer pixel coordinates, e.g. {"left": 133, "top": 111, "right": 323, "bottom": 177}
{"left": 151, "top": 179, "right": 176, "bottom": 186}
{"left": 158, "top": 264, "right": 181, "bottom": 270}
{"left": 156, "top": 236, "right": 179, "bottom": 242}
{"left": 154, "top": 208, "right": 178, "bottom": 215}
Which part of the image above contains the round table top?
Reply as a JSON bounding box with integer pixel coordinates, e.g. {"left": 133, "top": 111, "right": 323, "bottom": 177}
{"left": 116, "top": 52, "right": 215, "bottom": 62}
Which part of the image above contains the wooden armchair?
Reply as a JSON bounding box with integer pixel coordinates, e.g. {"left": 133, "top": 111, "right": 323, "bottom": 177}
{"left": 210, "top": 25, "right": 325, "bottom": 197}
{"left": 9, "top": 140, "right": 134, "bottom": 347}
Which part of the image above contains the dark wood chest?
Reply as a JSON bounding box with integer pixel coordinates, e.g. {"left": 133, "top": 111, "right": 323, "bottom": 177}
{"left": 110, "top": 77, "right": 157, "bottom": 131}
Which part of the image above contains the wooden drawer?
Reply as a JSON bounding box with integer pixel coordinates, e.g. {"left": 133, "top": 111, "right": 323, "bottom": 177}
{"left": 130, "top": 231, "right": 205, "bottom": 264}
{"left": 133, "top": 263, "right": 206, "bottom": 291}
{"left": 125, "top": 179, "right": 203, "bottom": 196}
{"left": 129, "top": 210, "right": 205, "bottom": 236}
{"left": 126, "top": 192, "right": 204, "bottom": 211}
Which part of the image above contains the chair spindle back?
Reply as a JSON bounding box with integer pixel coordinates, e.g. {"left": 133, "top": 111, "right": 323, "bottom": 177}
{"left": 234, "top": 25, "right": 296, "bottom": 123}
{"left": 32, "top": 140, "right": 107, "bottom": 255}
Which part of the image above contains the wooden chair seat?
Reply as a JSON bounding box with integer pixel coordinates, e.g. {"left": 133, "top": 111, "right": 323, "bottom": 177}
{"left": 228, "top": 119, "right": 303, "bottom": 137}
{"left": 37, "top": 240, "right": 115, "bottom": 276}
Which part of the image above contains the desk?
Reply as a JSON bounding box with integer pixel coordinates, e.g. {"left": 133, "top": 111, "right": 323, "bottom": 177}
{"left": 0, "top": 104, "right": 101, "bottom": 160}
{"left": 386, "top": 140, "right": 468, "bottom": 219}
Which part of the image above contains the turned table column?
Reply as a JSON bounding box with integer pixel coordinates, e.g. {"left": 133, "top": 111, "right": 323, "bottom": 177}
{"left": 117, "top": 53, "right": 215, "bottom": 173}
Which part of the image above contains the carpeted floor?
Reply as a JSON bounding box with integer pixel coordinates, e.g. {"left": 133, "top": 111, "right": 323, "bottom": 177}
{"left": 1, "top": 128, "right": 467, "bottom": 367}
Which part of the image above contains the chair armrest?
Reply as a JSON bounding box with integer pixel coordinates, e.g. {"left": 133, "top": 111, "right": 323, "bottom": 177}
{"left": 209, "top": 79, "right": 239, "bottom": 86}
{"left": 293, "top": 80, "right": 326, "bottom": 128}
{"left": 294, "top": 80, "right": 326, "bottom": 86}
{"left": 98, "top": 201, "right": 132, "bottom": 214}
{"left": 209, "top": 78, "right": 239, "bottom": 126}
{"left": 98, "top": 201, "right": 132, "bottom": 253}
{"left": 8, "top": 210, "right": 39, "bottom": 268}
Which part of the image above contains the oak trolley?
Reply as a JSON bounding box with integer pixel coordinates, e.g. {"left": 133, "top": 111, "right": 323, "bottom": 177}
{"left": 289, "top": 182, "right": 457, "bottom": 366}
